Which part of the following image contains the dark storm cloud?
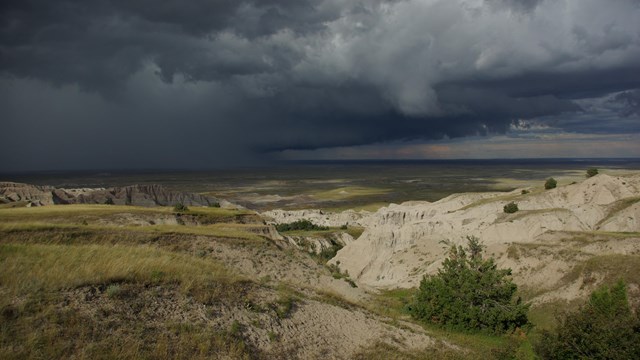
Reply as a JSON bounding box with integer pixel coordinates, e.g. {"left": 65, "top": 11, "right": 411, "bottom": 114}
{"left": 1, "top": 0, "right": 640, "bottom": 170}
{"left": 612, "top": 90, "right": 640, "bottom": 117}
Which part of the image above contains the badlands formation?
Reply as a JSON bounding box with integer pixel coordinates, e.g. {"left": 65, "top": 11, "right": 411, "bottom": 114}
{"left": 266, "top": 173, "right": 640, "bottom": 305}
{"left": 0, "top": 182, "right": 222, "bottom": 207}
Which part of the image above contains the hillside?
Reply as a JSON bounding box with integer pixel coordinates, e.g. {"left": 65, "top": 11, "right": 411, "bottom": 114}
{"left": 0, "top": 203, "right": 463, "bottom": 359}
{"left": 4, "top": 173, "right": 640, "bottom": 358}
{"left": 268, "top": 173, "right": 640, "bottom": 329}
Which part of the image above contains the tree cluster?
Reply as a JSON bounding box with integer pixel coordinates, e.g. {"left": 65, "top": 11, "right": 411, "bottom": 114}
{"left": 545, "top": 178, "right": 557, "bottom": 190}
{"left": 409, "top": 237, "right": 529, "bottom": 334}
{"left": 275, "top": 219, "right": 329, "bottom": 232}
{"left": 586, "top": 168, "right": 599, "bottom": 178}
{"left": 536, "top": 280, "right": 640, "bottom": 359}
{"left": 503, "top": 202, "right": 519, "bottom": 214}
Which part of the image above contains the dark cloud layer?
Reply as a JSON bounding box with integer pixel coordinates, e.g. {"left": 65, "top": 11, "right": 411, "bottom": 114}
{"left": 1, "top": 0, "right": 639, "bottom": 171}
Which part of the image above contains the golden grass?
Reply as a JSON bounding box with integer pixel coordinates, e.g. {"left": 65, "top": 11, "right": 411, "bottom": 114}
{"left": 120, "top": 223, "right": 264, "bottom": 241}
{"left": 0, "top": 243, "right": 237, "bottom": 298}
{"left": 184, "top": 206, "right": 253, "bottom": 217}
{"left": 0, "top": 204, "right": 253, "bottom": 223}
{"left": 0, "top": 204, "right": 170, "bottom": 218}
{"left": 0, "top": 221, "right": 265, "bottom": 241}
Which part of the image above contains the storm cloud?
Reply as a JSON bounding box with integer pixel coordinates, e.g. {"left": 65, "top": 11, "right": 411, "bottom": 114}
{"left": 1, "top": 0, "right": 639, "bottom": 170}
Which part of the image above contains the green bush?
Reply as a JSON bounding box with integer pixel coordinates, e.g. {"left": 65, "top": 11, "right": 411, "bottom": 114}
{"left": 275, "top": 219, "right": 329, "bottom": 232}
{"left": 209, "top": 202, "right": 221, "bottom": 208}
{"left": 536, "top": 280, "right": 640, "bottom": 359}
{"left": 586, "top": 168, "right": 599, "bottom": 178}
{"left": 409, "top": 236, "right": 529, "bottom": 334}
{"left": 173, "top": 203, "right": 189, "bottom": 212}
{"left": 544, "top": 178, "right": 557, "bottom": 190}
{"left": 503, "top": 202, "right": 519, "bottom": 214}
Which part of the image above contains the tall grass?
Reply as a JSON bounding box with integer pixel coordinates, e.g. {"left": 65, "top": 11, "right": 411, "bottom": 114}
{"left": 0, "top": 222, "right": 265, "bottom": 241}
{"left": 0, "top": 243, "right": 237, "bottom": 299}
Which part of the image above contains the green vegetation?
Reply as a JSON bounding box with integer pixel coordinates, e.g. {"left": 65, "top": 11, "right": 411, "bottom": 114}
{"left": 0, "top": 242, "right": 258, "bottom": 359}
{"left": 0, "top": 243, "right": 236, "bottom": 300}
{"left": 544, "top": 178, "right": 557, "bottom": 190}
{"left": 173, "top": 203, "right": 189, "bottom": 212}
{"left": 535, "top": 280, "right": 640, "bottom": 359}
{"left": 275, "top": 219, "right": 328, "bottom": 232}
{"left": 326, "top": 262, "right": 357, "bottom": 287}
{"left": 586, "top": 167, "right": 599, "bottom": 178}
{"left": 409, "top": 237, "right": 529, "bottom": 334}
{"left": 503, "top": 202, "right": 519, "bottom": 214}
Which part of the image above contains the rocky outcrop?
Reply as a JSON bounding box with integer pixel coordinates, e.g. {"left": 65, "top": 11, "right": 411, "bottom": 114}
{"left": 262, "top": 209, "right": 372, "bottom": 227}
{"left": 0, "top": 182, "right": 58, "bottom": 206}
{"left": 74, "top": 184, "right": 219, "bottom": 207}
{"left": 0, "top": 182, "right": 221, "bottom": 207}
{"left": 329, "top": 174, "right": 640, "bottom": 288}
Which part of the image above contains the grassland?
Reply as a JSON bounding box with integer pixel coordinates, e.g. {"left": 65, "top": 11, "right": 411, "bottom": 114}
{"left": 0, "top": 207, "right": 261, "bottom": 359}
{"left": 0, "top": 203, "right": 547, "bottom": 359}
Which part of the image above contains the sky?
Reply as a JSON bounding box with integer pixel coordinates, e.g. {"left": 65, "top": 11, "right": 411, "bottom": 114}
{"left": 1, "top": 0, "right": 639, "bottom": 171}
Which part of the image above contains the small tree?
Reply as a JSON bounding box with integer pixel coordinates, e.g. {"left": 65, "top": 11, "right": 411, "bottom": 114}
{"left": 409, "top": 236, "right": 529, "bottom": 334}
{"left": 586, "top": 168, "right": 599, "bottom": 178}
{"left": 544, "top": 178, "right": 557, "bottom": 190}
{"left": 173, "top": 203, "right": 189, "bottom": 212}
{"left": 504, "top": 202, "right": 519, "bottom": 214}
{"left": 536, "top": 280, "right": 640, "bottom": 359}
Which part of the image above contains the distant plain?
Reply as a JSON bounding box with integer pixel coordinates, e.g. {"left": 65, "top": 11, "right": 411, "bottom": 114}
{"left": 5, "top": 159, "right": 640, "bottom": 211}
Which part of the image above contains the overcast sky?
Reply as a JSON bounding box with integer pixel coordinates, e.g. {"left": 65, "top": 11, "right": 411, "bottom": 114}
{"left": 1, "top": 0, "right": 639, "bottom": 171}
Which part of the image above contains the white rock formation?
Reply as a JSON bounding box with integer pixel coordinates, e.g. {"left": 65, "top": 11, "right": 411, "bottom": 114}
{"left": 329, "top": 174, "right": 640, "bottom": 288}
{"left": 261, "top": 209, "right": 373, "bottom": 228}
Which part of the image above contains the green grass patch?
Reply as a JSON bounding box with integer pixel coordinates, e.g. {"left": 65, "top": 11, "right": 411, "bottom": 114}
{"left": 367, "top": 288, "right": 416, "bottom": 319}
{"left": 345, "top": 226, "right": 365, "bottom": 239}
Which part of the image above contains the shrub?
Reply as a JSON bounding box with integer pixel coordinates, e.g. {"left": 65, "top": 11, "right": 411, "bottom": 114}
{"left": 503, "top": 202, "right": 519, "bottom": 214}
{"left": 535, "top": 280, "right": 640, "bottom": 359}
{"left": 586, "top": 168, "right": 599, "bottom": 178}
{"left": 275, "top": 219, "right": 329, "bottom": 232}
{"left": 106, "top": 284, "right": 122, "bottom": 298}
{"left": 544, "top": 178, "right": 557, "bottom": 190}
{"left": 521, "top": 189, "right": 529, "bottom": 195}
{"left": 409, "top": 236, "right": 529, "bottom": 334}
{"left": 209, "top": 202, "right": 221, "bottom": 208}
{"left": 173, "top": 203, "right": 189, "bottom": 212}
